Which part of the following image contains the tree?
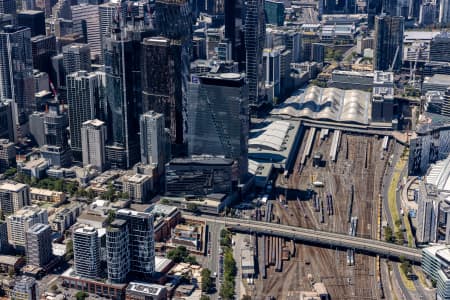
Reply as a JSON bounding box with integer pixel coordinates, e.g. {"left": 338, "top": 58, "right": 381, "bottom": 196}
{"left": 3, "top": 168, "right": 16, "bottom": 178}
{"left": 384, "top": 226, "right": 394, "bottom": 243}
{"left": 242, "top": 296, "right": 252, "bottom": 300}
{"left": 50, "top": 284, "right": 58, "bottom": 292}
{"left": 65, "top": 239, "right": 73, "bottom": 261}
{"left": 106, "top": 210, "right": 116, "bottom": 224}
{"left": 219, "top": 279, "right": 234, "bottom": 300}
{"left": 167, "top": 246, "right": 189, "bottom": 263}
{"left": 201, "top": 268, "right": 213, "bottom": 293}
{"left": 102, "top": 182, "right": 116, "bottom": 201}
{"left": 75, "top": 291, "right": 88, "bottom": 300}
{"left": 200, "top": 296, "right": 211, "bottom": 300}
{"left": 399, "top": 256, "right": 412, "bottom": 276}
{"left": 185, "top": 255, "right": 198, "bottom": 265}
{"left": 8, "top": 268, "right": 14, "bottom": 278}
{"left": 395, "top": 230, "right": 404, "bottom": 245}
{"left": 220, "top": 229, "right": 232, "bottom": 247}
{"left": 187, "top": 203, "right": 199, "bottom": 213}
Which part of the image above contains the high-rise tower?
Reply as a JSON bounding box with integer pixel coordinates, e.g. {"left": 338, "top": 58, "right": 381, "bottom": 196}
{"left": 153, "top": 0, "right": 192, "bottom": 149}
{"left": 244, "top": 0, "right": 266, "bottom": 107}
{"left": 374, "top": 14, "right": 404, "bottom": 71}
{"left": 141, "top": 37, "right": 183, "bottom": 145}
{"left": 66, "top": 71, "right": 99, "bottom": 160}
{"left": 73, "top": 225, "right": 100, "bottom": 279}
{"left": 0, "top": 26, "right": 34, "bottom": 127}
{"left": 187, "top": 73, "right": 248, "bottom": 180}
{"left": 103, "top": 22, "right": 152, "bottom": 169}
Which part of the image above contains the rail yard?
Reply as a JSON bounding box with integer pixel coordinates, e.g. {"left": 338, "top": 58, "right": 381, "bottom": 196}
{"left": 249, "top": 126, "right": 387, "bottom": 299}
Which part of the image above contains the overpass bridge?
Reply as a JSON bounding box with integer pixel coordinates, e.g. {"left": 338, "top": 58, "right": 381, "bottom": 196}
{"left": 196, "top": 216, "right": 422, "bottom": 263}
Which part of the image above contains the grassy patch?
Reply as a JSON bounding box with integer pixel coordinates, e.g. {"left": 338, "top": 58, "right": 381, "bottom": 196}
{"left": 414, "top": 267, "right": 430, "bottom": 288}
{"left": 388, "top": 170, "right": 400, "bottom": 226}
{"left": 398, "top": 265, "right": 416, "bottom": 291}
{"left": 403, "top": 214, "right": 414, "bottom": 247}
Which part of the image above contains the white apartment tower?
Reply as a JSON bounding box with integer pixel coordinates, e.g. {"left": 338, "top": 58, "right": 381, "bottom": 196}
{"left": 6, "top": 205, "right": 48, "bottom": 250}
{"left": 0, "top": 181, "right": 30, "bottom": 215}
{"left": 66, "top": 71, "right": 99, "bottom": 160}
{"left": 139, "top": 111, "right": 167, "bottom": 171}
{"left": 73, "top": 224, "right": 100, "bottom": 279}
{"left": 81, "top": 119, "right": 107, "bottom": 171}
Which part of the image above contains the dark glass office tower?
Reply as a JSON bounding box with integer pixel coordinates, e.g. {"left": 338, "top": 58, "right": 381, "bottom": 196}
{"left": 153, "top": 0, "right": 192, "bottom": 150}
{"left": 374, "top": 14, "right": 404, "bottom": 71}
{"left": 225, "top": 0, "right": 244, "bottom": 62}
{"left": 0, "top": 0, "right": 15, "bottom": 15}
{"left": 244, "top": 0, "right": 265, "bottom": 107}
{"left": 154, "top": 0, "right": 192, "bottom": 41}
{"left": 187, "top": 73, "right": 248, "bottom": 181}
{"left": 368, "top": 0, "right": 383, "bottom": 28}
{"left": 104, "top": 28, "right": 138, "bottom": 169}
{"left": 31, "top": 35, "right": 57, "bottom": 76}
{"left": 103, "top": 21, "right": 152, "bottom": 169}
{"left": 17, "top": 10, "right": 45, "bottom": 37}
{"left": 141, "top": 37, "right": 183, "bottom": 145}
{"left": 0, "top": 26, "right": 34, "bottom": 126}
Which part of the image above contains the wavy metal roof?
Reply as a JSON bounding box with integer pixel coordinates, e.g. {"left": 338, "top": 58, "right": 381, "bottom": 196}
{"left": 249, "top": 120, "right": 291, "bottom": 151}
{"left": 271, "top": 86, "right": 371, "bottom": 125}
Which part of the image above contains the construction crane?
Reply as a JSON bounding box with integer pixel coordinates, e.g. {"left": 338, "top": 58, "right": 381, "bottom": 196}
{"left": 388, "top": 45, "right": 400, "bottom": 72}
{"left": 408, "top": 43, "right": 425, "bottom": 88}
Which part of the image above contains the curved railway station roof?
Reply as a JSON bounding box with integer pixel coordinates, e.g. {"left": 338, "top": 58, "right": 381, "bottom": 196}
{"left": 271, "top": 86, "right": 371, "bottom": 125}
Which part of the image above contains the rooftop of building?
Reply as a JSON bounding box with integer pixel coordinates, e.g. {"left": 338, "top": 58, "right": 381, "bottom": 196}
{"left": 331, "top": 70, "right": 374, "bottom": 78}
{"left": 30, "top": 188, "right": 64, "bottom": 196}
{"left": 373, "top": 70, "right": 394, "bottom": 84}
{"left": 148, "top": 203, "right": 178, "bottom": 216}
{"left": 0, "top": 139, "right": 13, "bottom": 146}
{"left": 124, "top": 173, "right": 151, "bottom": 184}
{"left": 426, "top": 156, "right": 450, "bottom": 192}
{"left": 313, "top": 282, "right": 328, "bottom": 295}
{"left": 126, "top": 282, "right": 166, "bottom": 296}
{"left": 77, "top": 211, "right": 107, "bottom": 223}
{"left": 155, "top": 256, "right": 173, "bottom": 273}
{"left": 168, "top": 156, "right": 234, "bottom": 166}
{"left": 74, "top": 224, "right": 97, "bottom": 234}
{"left": 9, "top": 205, "right": 44, "bottom": 218}
{"left": 116, "top": 208, "right": 153, "bottom": 219}
{"left": 20, "top": 158, "right": 48, "bottom": 169}
{"left": 27, "top": 223, "right": 50, "bottom": 234}
{"left": 249, "top": 120, "right": 293, "bottom": 152}
{"left": 404, "top": 31, "right": 440, "bottom": 42}
{"left": 0, "top": 255, "right": 23, "bottom": 266}
{"left": 0, "top": 181, "right": 28, "bottom": 192}
{"left": 424, "top": 244, "right": 450, "bottom": 264}
{"left": 415, "top": 112, "right": 450, "bottom": 134}
{"left": 423, "top": 74, "right": 450, "bottom": 85}
{"left": 241, "top": 248, "right": 254, "bottom": 269}
{"left": 82, "top": 119, "right": 104, "bottom": 128}
{"left": 271, "top": 86, "right": 371, "bottom": 125}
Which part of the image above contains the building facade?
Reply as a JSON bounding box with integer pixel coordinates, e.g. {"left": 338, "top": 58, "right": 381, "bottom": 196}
{"left": 25, "top": 223, "right": 52, "bottom": 267}
{"left": 245, "top": 0, "right": 266, "bottom": 106}
{"left": 66, "top": 71, "right": 99, "bottom": 160}
{"left": 187, "top": 73, "right": 248, "bottom": 180}
{"left": 7, "top": 206, "right": 47, "bottom": 250}
{"left": 0, "top": 26, "right": 34, "bottom": 126}
{"left": 374, "top": 15, "right": 404, "bottom": 71}
{"left": 0, "top": 181, "right": 30, "bottom": 215}
{"left": 81, "top": 119, "right": 107, "bottom": 171}
{"left": 73, "top": 225, "right": 100, "bottom": 279}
